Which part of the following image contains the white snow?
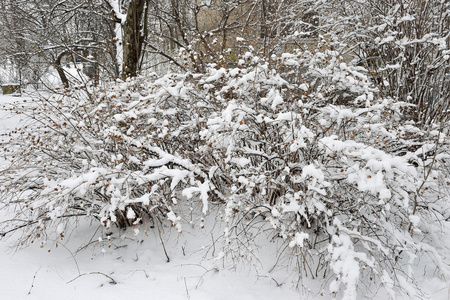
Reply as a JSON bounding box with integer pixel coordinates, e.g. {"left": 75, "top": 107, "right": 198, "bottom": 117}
{"left": 0, "top": 95, "right": 307, "bottom": 300}
{"left": 1, "top": 77, "right": 449, "bottom": 300}
{"left": 0, "top": 215, "right": 308, "bottom": 300}
{"left": 289, "top": 232, "right": 309, "bottom": 248}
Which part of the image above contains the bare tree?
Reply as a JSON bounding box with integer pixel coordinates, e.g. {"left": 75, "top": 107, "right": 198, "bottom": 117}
{"left": 0, "top": 0, "right": 117, "bottom": 87}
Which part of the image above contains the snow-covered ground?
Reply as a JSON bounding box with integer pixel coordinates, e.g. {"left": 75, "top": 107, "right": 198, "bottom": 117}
{"left": 0, "top": 94, "right": 449, "bottom": 300}
{"left": 0, "top": 216, "right": 307, "bottom": 300}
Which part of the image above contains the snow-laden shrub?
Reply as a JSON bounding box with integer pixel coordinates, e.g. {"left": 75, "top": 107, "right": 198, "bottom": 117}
{"left": 196, "top": 51, "right": 450, "bottom": 298}
{"left": 0, "top": 79, "right": 211, "bottom": 244}
{"left": 1, "top": 50, "right": 449, "bottom": 299}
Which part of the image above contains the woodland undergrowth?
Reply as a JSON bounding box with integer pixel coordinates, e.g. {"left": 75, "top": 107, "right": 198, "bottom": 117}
{"left": 1, "top": 49, "right": 449, "bottom": 299}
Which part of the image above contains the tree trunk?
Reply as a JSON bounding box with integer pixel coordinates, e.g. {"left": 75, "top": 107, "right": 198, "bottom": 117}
{"left": 122, "top": 0, "right": 148, "bottom": 79}
{"left": 55, "top": 52, "right": 70, "bottom": 88}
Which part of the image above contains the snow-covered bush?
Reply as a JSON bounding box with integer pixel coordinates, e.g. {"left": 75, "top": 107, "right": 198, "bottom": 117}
{"left": 0, "top": 79, "right": 210, "bottom": 244}
{"left": 1, "top": 49, "right": 449, "bottom": 299}
{"left": 196, "top": 51, "right": 450, "bottom": 298}
{"left": 316, "top": 0, "right": 450, "bottom": 125}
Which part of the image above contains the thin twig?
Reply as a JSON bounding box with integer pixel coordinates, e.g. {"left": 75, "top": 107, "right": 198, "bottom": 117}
{"left": 67, "top": 272, "right": 117, "bottom": 285}
{"left": 184, "top": 277, "right": 190, "bottom": 300}
{"left": 0, "top": 214, "right": 87, "bottom": 238}
{"left": 52, "top": 240, "right": 81, "bottom": 276}
{"left": 155, "top": 219, "right": 170, "bottom": 262}
{"left": 28, "top": 266, "right": 41, "bottom": 295}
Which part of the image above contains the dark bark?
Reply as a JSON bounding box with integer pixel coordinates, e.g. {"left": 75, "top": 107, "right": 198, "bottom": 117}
{"left": 55, "top": 51, "right": 70, "bottom": 88}
{"left": 122, "top": 0, "right": 149, "bottom": 79}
